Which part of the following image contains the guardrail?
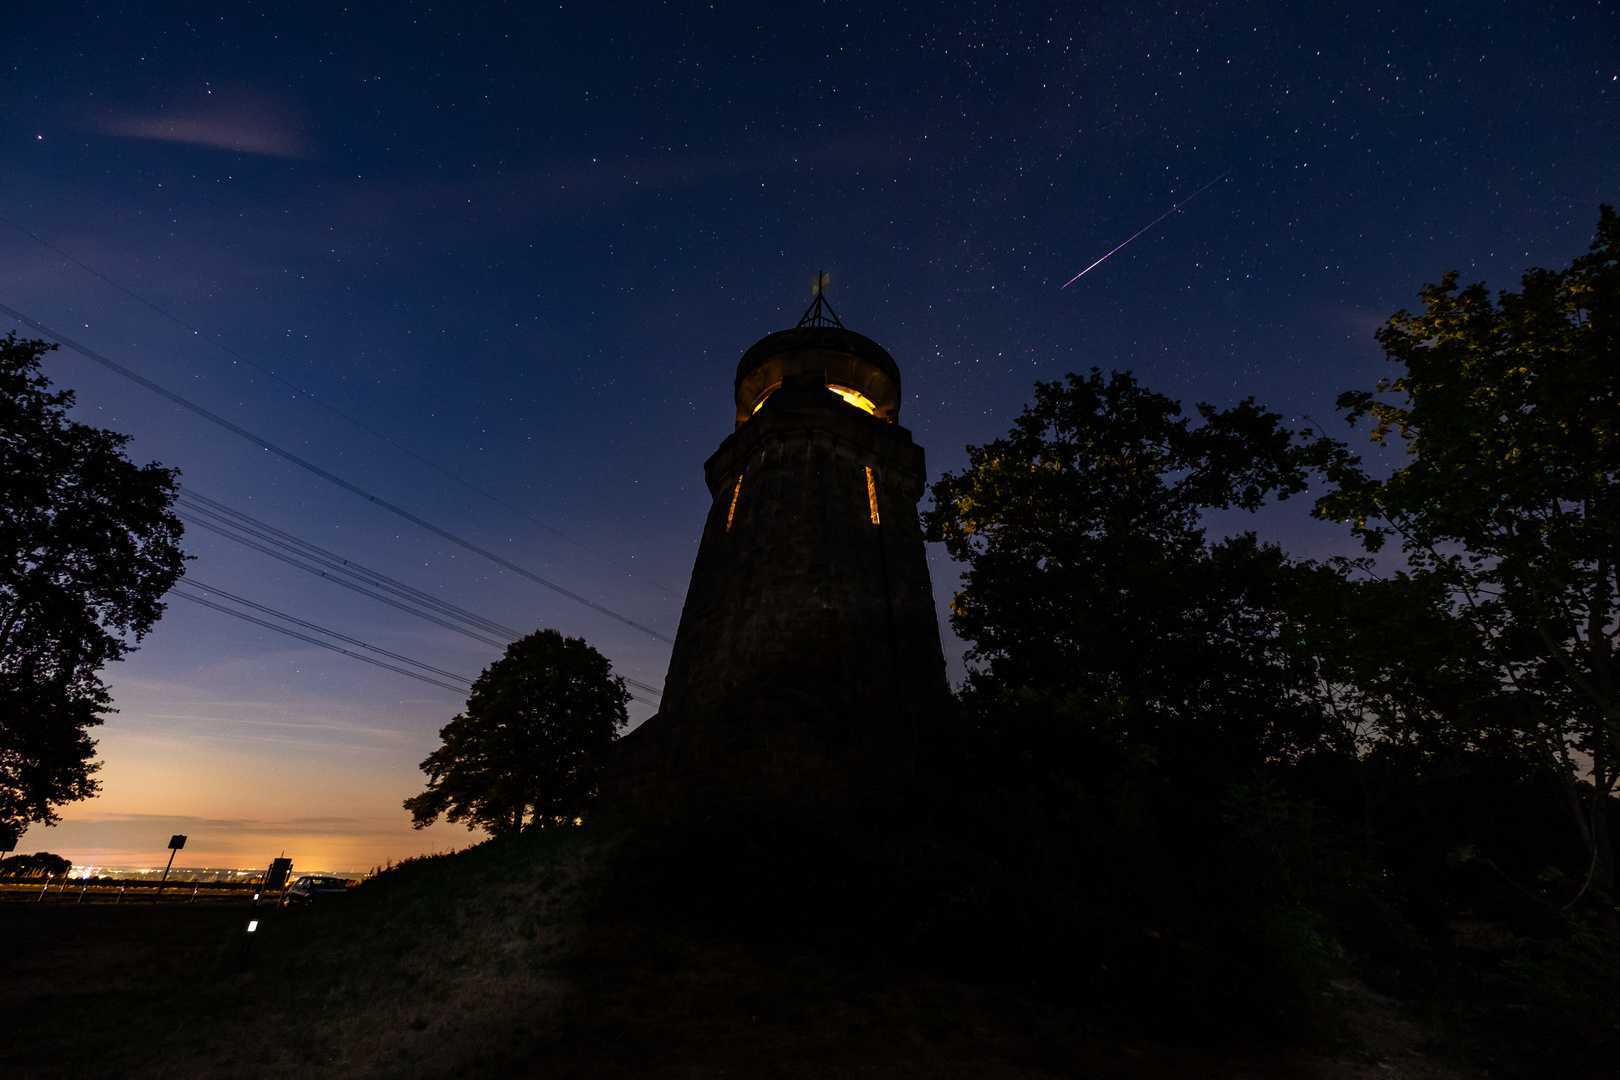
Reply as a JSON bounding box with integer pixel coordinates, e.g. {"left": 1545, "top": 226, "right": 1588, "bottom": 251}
{"left": 0, "top": 879, "right": 264, "bottom": 904}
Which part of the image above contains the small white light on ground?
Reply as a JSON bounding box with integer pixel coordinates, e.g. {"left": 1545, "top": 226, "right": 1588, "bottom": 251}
{"left": 247, "top": 920, "right": 258, "bottom": 933}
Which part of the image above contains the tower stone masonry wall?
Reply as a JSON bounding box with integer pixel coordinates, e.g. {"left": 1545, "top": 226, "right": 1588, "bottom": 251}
{"left": 605, "top": 329, "right": 951, "bottom": 812}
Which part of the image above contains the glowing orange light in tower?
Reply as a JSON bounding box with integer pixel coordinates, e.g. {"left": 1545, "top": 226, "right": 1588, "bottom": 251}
{"left": 830, "top": 385, "right": 878, "bottom": 414}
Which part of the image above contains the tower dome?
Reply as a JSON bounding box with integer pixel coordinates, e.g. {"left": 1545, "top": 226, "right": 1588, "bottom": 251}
{"left": 733, "top": 325, "right": 903, "bottom": 428}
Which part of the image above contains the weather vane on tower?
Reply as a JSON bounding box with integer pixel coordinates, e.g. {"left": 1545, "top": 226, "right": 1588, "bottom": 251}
{"left": 797, "top": 270, "right": 844, "bottom": 328}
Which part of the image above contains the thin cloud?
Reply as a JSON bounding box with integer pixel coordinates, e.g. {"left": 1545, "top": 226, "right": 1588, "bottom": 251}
{"left": 31, "top": 811, "right": 369, "bottom": 837}
{"left": 97, "top": 102, "right": 309, "bottom": 158}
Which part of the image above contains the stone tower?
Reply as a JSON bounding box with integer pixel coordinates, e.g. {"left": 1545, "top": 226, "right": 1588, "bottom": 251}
{"left": 609, "top": 289, "right": 950, "bottom": 810}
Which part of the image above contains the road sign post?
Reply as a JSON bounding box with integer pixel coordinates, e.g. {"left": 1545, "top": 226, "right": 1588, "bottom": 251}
{"left": 263, "top": 857, "right": 293, "bottom": 904}
{"left": 154, "top": 834, "right": 187, "bottom": 902}
{"left": 240, "top": 858, "right": 293, "bottom": 966}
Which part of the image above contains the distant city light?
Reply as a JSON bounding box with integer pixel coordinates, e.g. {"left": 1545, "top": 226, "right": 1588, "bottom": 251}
{"left": 247, "top": 920, "right": 259, "bottom": 933}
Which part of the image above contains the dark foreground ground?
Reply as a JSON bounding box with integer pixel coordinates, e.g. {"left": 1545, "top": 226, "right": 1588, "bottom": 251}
{"left": 0, "top": 829, "right": 1467, "bottom": 1080}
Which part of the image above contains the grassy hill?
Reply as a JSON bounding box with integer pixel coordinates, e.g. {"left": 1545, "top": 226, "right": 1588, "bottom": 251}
{"left": 0, "top": 813, "right": 1486, "bottom": 1080}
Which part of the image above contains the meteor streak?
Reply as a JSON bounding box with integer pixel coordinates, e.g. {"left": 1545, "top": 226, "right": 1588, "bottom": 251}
{"left": 1060, "top": 170, "right": 1230, "bottom": 288}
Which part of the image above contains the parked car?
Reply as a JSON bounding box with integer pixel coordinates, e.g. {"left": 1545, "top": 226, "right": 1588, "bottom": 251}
{"left": 283, "top": 875, "right": 351, "bottom": 905}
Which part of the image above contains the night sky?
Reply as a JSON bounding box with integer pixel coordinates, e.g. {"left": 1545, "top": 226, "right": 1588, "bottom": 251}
{"left": 4, "top": 2, "right": 1615, "bottom": 870}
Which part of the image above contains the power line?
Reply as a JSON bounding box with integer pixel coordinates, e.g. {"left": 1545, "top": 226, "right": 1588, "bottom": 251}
{"left": 621, "top": 676, "right": 665, "bottom": 700}
{"left": 172, "top": 582, "right": 660, "bottom": 706}
{"left": 182, "top": 488, "right": 518, "bottom": 638}
{"left": 176, "top": 512, "right": 511, "bottom": 648}
{"left": 0, "top": 301, "right": 676, "bottom": 645}
{"left": 177, "top": 496, "right": 516, "bottom": 644}
{"left": 179, "top": 579, "right": 474, "bottom": 684}
{"left": 0, "top": 296, "right": 676, "bottom": 693}
{"left": 175, "top": 490, "right": 663, "bottom": 701}
{"left": 0, "top": 213, "right": 681, "bottom": 598}
{"left": 170, "top": 589, "right": 468, "bottom": 693}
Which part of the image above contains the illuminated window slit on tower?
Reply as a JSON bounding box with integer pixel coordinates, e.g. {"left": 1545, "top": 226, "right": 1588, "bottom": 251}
{"left": 865, "top": 467, "right": 881, "bottom": 525}
{"left": 726, "top": 475, "right": 743, "bottom": 531}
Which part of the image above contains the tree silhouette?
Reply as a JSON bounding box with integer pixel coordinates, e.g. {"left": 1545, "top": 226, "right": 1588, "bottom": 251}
{"left": 1315, "top": 205, "right": 1620, "bottom": 883}
{"left": 0, "top": 334, "right": 185, "bottom": 834}
{"left": 924, "top": 368, "right": 1316, "bottom": 780}
{"left": 0, "top": 851, "right": 71, "bottom": 878}
{"left": 405, "top": 629, "right": 629, "bottom": 833}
